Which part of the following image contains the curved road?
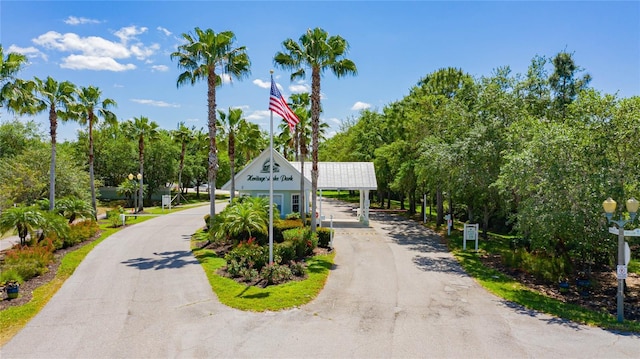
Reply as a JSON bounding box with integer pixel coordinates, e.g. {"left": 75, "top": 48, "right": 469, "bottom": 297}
{"left": 1, "top": 199, "right": 638, "bottom": 358}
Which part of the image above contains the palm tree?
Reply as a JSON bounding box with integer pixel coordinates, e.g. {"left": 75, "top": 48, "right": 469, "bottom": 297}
{"left": 171, "top": 27, "right": 251, "bottom": 220}
{"left": 290, "top": 93, "right": 312, "bottom": 220}
{"left": 0, "top": 45, "right": 29, "bottom": 113}
{"left": 27, "top": 76, "right": 77, "bottom": 211}
{"left": 171, "top": 122, "right": 194, "bottom": 204}
{"left": 55, "top": 197, "right": 94, "bottom": 224}
{"left": 218, "top": 107, "right": 245, "bottom": 203}
{"left": 274, "top": 27, "right": 357, "bottom": 229}
{"left": 122, "top": 116, "right": 159, "bottom": 212}
{"left": 0, "top": 206, "right": 45, "bottom": 246}
{"left": 72, "top": 86, "right": 117, "bottom": 218}
{"left": 237, "top": 121, "right": 266, "bottom": 164}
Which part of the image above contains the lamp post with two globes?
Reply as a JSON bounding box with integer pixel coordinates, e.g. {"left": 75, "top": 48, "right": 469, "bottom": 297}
{"left": 602, "top": 197, "right": 638, "bottom": 323}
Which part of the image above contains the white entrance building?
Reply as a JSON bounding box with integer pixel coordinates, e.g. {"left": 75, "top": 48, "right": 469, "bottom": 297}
{"left": 221, "top": 149, "right": 377, "bottom": 224}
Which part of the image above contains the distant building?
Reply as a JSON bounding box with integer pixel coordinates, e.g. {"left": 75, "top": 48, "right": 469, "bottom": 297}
{"left": 221, "top": 149, "right": 377, "bottom": 224}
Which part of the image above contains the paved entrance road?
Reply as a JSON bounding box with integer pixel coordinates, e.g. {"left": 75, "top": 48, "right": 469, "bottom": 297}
{"left": 2, "top": 199, "right": 638, "bottom": 358}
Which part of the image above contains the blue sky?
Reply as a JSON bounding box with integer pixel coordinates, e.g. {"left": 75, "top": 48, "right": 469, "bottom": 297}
{"left": 1, "top": 1, "right": 639, "bottom": 141}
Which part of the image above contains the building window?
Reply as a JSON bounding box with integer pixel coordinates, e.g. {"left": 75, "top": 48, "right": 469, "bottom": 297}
{"left": 292, "top": 194, "right": 300, "bottom": 213}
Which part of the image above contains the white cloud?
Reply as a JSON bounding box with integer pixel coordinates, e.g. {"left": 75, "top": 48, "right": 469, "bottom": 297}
{"left": 32, "top": 26, "right": 160, "bottom": 71}
{"left": 34, "top": 31, "right": 130, "bottom": 58}
{"left": 351, "top": 101, "right": 371, "bottom": 111}
{"left": 157, "top": 26, "right": 172, "bottom": 36}
{"left": 60, "top": 55, "right": 136, "bottom": 71}
{"left": 220, "top": 73, "right": 232, "bottom": 84}
{"left": 185, "top": 118, "right": 200, "bottom": 123}
{"left": 113, "top": 83, "right": 124, "bottom": 88}
{"left": 289, "top": 83, "right": 310, "bottom": 93}
{"left": 64, "top": 16, "right": 101, "bottom": 25}
{"left": 131, "top": 99, "right": 180, "bottom": 108}
{"left": 114, "top": 25, "right": 148, "bottom": 44}
{"left": 7, "top": 45, "right": 47, "bottom": 61}
{"left": 151, "top": 64, "right": 169, "bottom": 72}
{"left": 327, "top": 117, "right": 341, "bottom": 125}
{"left": 253, "top": 79, "right": 270, "bottom": 89}
{"left": 246, "top": 110, "right": 270, "bottom": 121}
{"left": 130, "top": 43, "right": 159, "bottom": 60}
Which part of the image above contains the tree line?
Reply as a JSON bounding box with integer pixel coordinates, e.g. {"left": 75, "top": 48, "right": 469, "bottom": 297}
{"left": 320, "top": 52, "right": 640, "bottom": 271}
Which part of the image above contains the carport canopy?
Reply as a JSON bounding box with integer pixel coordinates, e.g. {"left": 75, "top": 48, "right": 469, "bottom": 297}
{"left": 291, "top": 162, "right": 377, "bottom": 224}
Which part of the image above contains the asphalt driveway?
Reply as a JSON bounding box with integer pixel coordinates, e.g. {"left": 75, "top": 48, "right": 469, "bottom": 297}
{"left": 1, "top": 199, "right": 638, "bottom": 358}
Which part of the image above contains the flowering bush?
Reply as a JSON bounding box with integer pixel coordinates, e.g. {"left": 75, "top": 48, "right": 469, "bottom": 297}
{"left": 224, "top": 238, "right": 268, "bottom": 277}
{"left": 260, "top": 263, "right": 293, "bottom": 285}
{"left": 2, "top": 241, "right": 54, "bottom": 281}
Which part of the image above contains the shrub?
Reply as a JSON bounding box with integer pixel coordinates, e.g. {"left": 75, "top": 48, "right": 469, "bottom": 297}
{"left": 274, "top": 241, "right": 296, "bottom": 264}
{"left": 283, "top": 227, "right": 318, "bottom": 259}
{"left": 260, "top": 263, "right": 293, "bottom": 285}
{"left": 107, "top": 206, "right": 125, "bottom": 228}
{"left": 63, "top": 220, "right": 99, "bottom": 248}
{"left": 273, "top": 219, "right": 303, "bottom": 243}
{"left": 224, "top": 239, "right": 268, "bottom": 276}
{"left": 285, "top": 212, "right": 300, "bottom": 220}
{"left": 0, "top": 268, "right": 24, "bottom": 285}
{"left": 289, "top": 261, "right": 306, "bottom": 277}
{"left": 316, "top": 227, "right": 333, "bottom": 248}
{"left": 2, "top": 243, "right": 54, "bottom": 281}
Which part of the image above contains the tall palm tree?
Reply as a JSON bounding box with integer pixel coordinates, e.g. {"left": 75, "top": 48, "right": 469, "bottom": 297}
{"left": 171, "top": 122, "right": 194, "bottom": 204}
{"left": 238, "top": 122, "right": 266, "bottom": 165}
{"left": 72, "top": 86, "right": 117, "bottom": 218}
{"left": 0, "top": 45, "right": 29, "bottom": 112}
{"left": 171, "top": 27, "right": 251, "bottom": 220}
{"left": 274, "top": 27, "right": 357, "bottom": 229}
{"left": 122, "top": 116, "right": 159, "bottom": 212}
{"left": 27, "top": 76, "right": 77, "bottom": 211}
{"left": 290, "top": 93, "right": 311, "bottom": 220}
{"left": 218, "top": 107, "right": 245, "bottom": 203}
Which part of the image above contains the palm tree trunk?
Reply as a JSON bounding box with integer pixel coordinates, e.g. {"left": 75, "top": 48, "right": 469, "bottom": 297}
{"left": 138, "top": 138, "right": 144, "bottom": 212}
{"left": 49, "top": 106, "right": 57, "bottom": 211}
{"left": 310, "top": 67, "right": 321, "bottom": 231}
{"left": 299, "top": 135, "right": 306, "bottom": 221}
{"left": 89, "top": 117, "right": 97, "bottom": 219}
{"left": 229, "top": 132, "right": 235, "bottom": 203}
{"left": 207, "top": 68, "right": 218, "bottom": 220}
{"left": 178, "top": 141, "right": 186, "bottom": 205}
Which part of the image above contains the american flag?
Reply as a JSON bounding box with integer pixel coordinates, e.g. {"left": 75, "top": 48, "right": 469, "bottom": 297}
{"left": 269, "top": 76, "right": 299, "bottom": 132}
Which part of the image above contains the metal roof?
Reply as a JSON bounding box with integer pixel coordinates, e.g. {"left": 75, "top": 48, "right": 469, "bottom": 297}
{"left": 290, "top": 161, "right": 378, "bottom": 190}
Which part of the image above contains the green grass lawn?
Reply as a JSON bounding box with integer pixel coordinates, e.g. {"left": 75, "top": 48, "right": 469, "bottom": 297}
{"left": 446, "top": 229, "right": 640, "bottom": 333}
{"left": 192, "top": 242, "right": 335, "bottom": 312}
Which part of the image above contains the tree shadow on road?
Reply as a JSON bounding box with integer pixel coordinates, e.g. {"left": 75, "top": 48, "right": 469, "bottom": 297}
{"left": 121, "top": 250, "right": 199, "bottom": 270}
{"left": 412, "top": 255, "right": 466, "bottom": 274}
{"left": 374, "top": 213, "right": 447, "bottom": 254}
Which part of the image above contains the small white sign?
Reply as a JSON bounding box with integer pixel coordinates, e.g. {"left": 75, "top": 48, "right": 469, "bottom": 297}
{"left": 617, "top": 265, "right": 628, "bottom": 280}
{"left": 162, "top": 195, "right": 171, "bottom": 210}
{"left": 463, "top": 223, "right": 479, "bottom": 251}
{"left": 609, "top": 227, "right": 640, "bottom": 237}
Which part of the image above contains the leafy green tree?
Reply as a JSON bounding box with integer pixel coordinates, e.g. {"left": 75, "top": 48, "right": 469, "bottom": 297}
{"left": 172, "top": 28, "right": 251, "bottom": 220}
{"left": 236, "top": 121, "right": 266, "bottom": 165}
{"left": 171, "top": 122, "right": 194, "bottom": 203}
{"left": 274, "top": 27, "right": 357, "bottom": 229}
{"left": 0, "top": 119, "right": 42, "bottom": 159}
{"left": 549, "top": 51, "right": 591, "bottom": 120}
{"left": 143, "top": 130, "right": 178, "bottom": 204}
{"left": 122, "top": 116, "right": 159, "bottom": 212}
{"left": 71, "top": 86, "right": 117, "bottom": 218}
{"left": 0, "top": 144, "right": 90, "bottom": 209}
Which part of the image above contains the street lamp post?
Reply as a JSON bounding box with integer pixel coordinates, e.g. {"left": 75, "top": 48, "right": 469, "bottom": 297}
{"left": 602, "top": 197, "right": 639, "bottom": 323}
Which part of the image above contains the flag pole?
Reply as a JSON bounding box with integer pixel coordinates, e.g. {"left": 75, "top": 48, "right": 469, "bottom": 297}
{"left": 269, "top": 70, "right": 274, "bottom": 265}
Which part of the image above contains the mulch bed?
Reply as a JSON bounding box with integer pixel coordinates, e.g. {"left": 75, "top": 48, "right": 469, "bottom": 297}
{"left": 479, "top": 252, "right": 640, "bottom": 321}
{"left": 0, "top": 231, "right": 103, "bottom": 311}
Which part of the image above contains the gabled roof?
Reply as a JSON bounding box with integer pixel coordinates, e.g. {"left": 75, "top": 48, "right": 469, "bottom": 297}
{"left": 290, "top": 161, "right": 378, "bottom": 190}
{"left": 223, "top": 149, "right": 378, "bottom": 192}
{"left": 221, "top": 149, "right": 311, "bottom": 191}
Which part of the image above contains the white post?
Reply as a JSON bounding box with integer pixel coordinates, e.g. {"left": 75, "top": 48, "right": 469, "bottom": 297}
{"left": 330, "top": 214, "right": 334, "bottom": 248}
{"left": 269, "top": 105, "right": 274, "bottom": 264}
{"left": 423, "top": 193, "right": 427, "bottom": 223}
